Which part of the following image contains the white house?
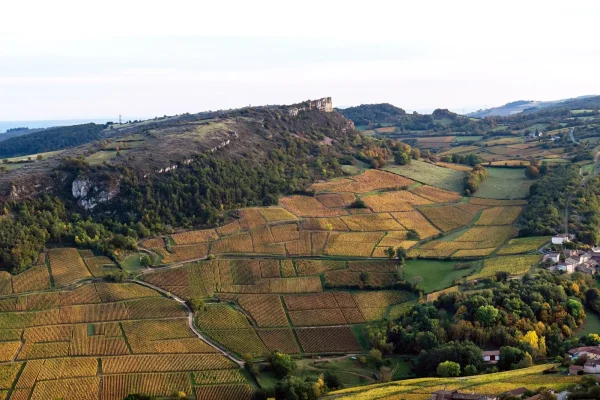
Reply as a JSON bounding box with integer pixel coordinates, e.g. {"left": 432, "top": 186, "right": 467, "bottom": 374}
{"left": 543, "top": 253, "right": 560, "bottom": 264}
{"left": 552, "top": 234, "right": 572, "bottom": 245}
{"left": 482, "top": 350, "right": 500, "bottom": 364}
{"left": 568, "top": 346, "right": 600, "bottom": 360}
{"left": 557, "top": 263, "right": 575, "bottom": 273}
{"left": 584, "top": 360, "right": 600, "bottom": 374}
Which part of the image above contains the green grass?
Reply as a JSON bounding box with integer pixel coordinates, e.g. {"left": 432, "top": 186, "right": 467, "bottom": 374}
{"left": 571, "top": 109, "right": 595, "bottom": 115}
{"left": 86, "top": 149, "right": 130, "bottom": 165}
{"left": 403, "top": 259, "right": 477, "bottom": 293}
{"left": 120, "top": 253, "right": 147, "bottom": 272}
{"left": 475, "top": 167, "right": 533, "bottom": 199}
{"left": 384, "top": 160, "right": 466, "bottom": 192}
{"left": 453, "top": 136, "right": 483, "bottom": 142}
{"left": 577, "top": 311, "right": 600, "bottom": 337}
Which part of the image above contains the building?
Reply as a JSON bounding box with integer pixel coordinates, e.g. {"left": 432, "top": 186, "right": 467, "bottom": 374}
{"left": 543, "top": 253, "right": 560, "bottom": 264}
{"left": 568, "top": 346, "right": 600, "bottom": 360}
{"left": 431, "top": 390, "right": 497, "bottom": 400}
{"left": 503, "top": 388, "right": 528, "bottom": 397}
{"left": 482, "top": 350, "right": 500, "bottom": 364}
{"left": 554, "top": 250, "right": 595, "bottom": 274}
{"left": 584, "top": 359, "right": 600, "bottom": 374}
{"left": 552, "top": 234, "right": 572, "bottom": 245}
{"left": 568, "top": 365, "right": 584, "bottom": 375}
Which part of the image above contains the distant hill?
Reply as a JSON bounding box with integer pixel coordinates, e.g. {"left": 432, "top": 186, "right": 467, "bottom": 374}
{"left": 467, "top": 95, "right": 597, "bottom": 118}
{"left": 337, "top": 103, "right": 406, "bottom": 126}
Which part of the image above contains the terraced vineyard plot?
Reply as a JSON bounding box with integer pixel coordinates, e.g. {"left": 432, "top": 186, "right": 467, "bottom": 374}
{"left": 156, "top": 243, "right": 209, "bottom": 263}
{"left": 301, "top": 217, "right": 349, "bottom": 231}
{"left": 341, "top": 307, "right": 365, "bottom": 324}
{"left": 268, "top": 277, "right": 323, "bottom": 293}
{"left": 391, "top": 211, "right": 440, "bottom": 239}
{"left": 193, "top": 369, "right": 247, "bottom": 385}
{"left": 454, "top": 225, "right": 517, "bottom": 248}
{"left": 288, "top": 308, "right": 347, "bottom": 326}
{"left": 341, "top": 213, "right": 404, "bottom": 231}
{"left": 363, "top": 191, "right": 433, "bottom": 212}
{"left": 420, "top": 205, "right": 476, "bottom": 232}
{"left": 48, "top": 248, "right": 92, "bottom": 287}
{"left": 15, "top": 359, "right": 44, "bottom": 389}
{"left": 324, "top": 270, "right": 395, "bottom": 288}
{"left": 122, "top": 319, "right": 216, "bottom": 354}
{"left": 237, "top": 295, "right": 289, "bottom": 327}
{"left": 280, "top": 260, "right": 296, "bottom": 277}
{"left": 102, "top": 354, "right": 235, "bottom": 374}
{"left": 171, "top": 228, "right": 218, "bottom": 245}
{"left": 125, "top": 297, "right": 186, "bottom": 319}
{"left": 37, "top": 358, "right": 98, "bottom": 380}
{"left": 497, "top": 237, "right": 549, "bottom": 255}
{"left": 23, "top": 325, "right": 72, "bottom": 343}
{"left": 311, "top": 169, "right": 415, "bottom": 194}
{"left": 295, "top": 327, "right": 362, "bottom": 353}
{"left": 258, "top": 329, "right": 301, "bottom": 354}
{"left": 413, "top": 185, "right": 461, "bottom": 203}
{"left": 294, "top": 260, "right": 346, "bottom": 276}
{"left": 311, "top": 232, "right": 329, "bottom": 255}
{"left": 280, "top": 195, "right": 347, "bottom": 217}
{"left": 196, "top": 305, "right": 252, "bottom": 330}
{"left": 195, "top": 384, "right": 253, "bottom": 400}
{"left": 0, "top": 340, "right": 19, "bottom": 361}
{"left": 316, "top": 193, "right": 352, "bottom": 208}
{"left": 270, "top": 223, "right": 300, "bottom": 242}
{"left": 11, "top": 266, "right": 50, "bottom": 294}
{"left": 259, "top": 207, "right": 298, "bottom": 222}
{"left": 426, "top": 286, "right": 459, "bottom": 302}
{"left": 353, "top": 291, "right": 415, "bottom": 321}
{"left": 30, "top": 376, "right": 100, "bottom": 400}
{"left": 18, "top": 342, "right": 70, "bottom": 360}
{"left": 238, "top": 208, "right": 267, "bottom": 229}
{"left": 206, "top": 329, "right": 267, "bottom": 357}
{"left": 325, "top": 232, "right": 383, "bottom": 257}
{"left": 216, "top": 220, "right": 243, "bottom": 236}
{"left": 210, "top": 232, "right": 253, "bottom": 254}
{"left": 95, "top": 283, "right": 159, "bottom": 302}
{"left": 284, "top": 293, "right": 338, "bottom": 310}
{"left": 453, "top": 248, "right": 496, "bottom": 257}
{"left": 475, "top": 206, "right": 522, "bottom": 225}
{"left": 140, "top": 237, "right": 165, "bottom": 249}
{"left": 101, "top": 373, "right": 191, "bottom": 400}
{"left": 333, "top": 292, "right": 357, "bottom": 308}
{"left": 348, "top": 260, "right": 398, "bottom": 273}
{"left": 384, "top": 160, "right": 466, "bottom": 192}
{"left": 0, "top": 273, "right": 11, "bottom": 296}
{"left": 84, "top": 256, "right": 118, "bottom": 277}
{"left": 469, "top": 255, "right": 542, "bottom": 279}
{"left": 285, "top": 231, "right": 312, "bottom": 256}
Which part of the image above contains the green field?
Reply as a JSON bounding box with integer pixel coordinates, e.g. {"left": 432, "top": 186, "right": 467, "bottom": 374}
{"left": 403, "top": 259, "right": 478, "bottom": 293}
{"left": 453, "top": 136, "right": 482, "bottom": 142}
{"left": 577, "top": 311, "right": 600, "bottom": 337}
{"left": 475, "top": 167, "right": 533, "bottom": 199}
{"left": 384, "top": 160, "right": 466, "bottom": 192}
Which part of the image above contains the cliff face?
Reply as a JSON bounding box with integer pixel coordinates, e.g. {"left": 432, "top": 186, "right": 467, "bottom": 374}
{"left": 72, "top": 176, "right": 120, "bottom": 210}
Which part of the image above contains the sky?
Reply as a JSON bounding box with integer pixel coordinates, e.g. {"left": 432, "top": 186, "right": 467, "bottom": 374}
{"left": 1, "top": 0, "right": 600, "bottom": 121}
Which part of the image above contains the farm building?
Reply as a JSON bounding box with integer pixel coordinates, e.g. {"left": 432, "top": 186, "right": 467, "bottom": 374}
{"left": 542, "top": 252, "right": 560, "bottom": 264}
{"left": 551, "top": 234, "right": 572, "bottom": 245}
{"left": 568, "top": 346, "right": 600, "bottom": 360}
{"left": 482, "top": 350, "right": 500, "bottom": 364}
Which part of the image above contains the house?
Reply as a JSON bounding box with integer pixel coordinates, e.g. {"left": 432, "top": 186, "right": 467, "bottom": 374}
{"left": 556, "top": 263, "right": 575, "bottom": 273}
{"left": 584, "top": 359, "right": 600, "bottom": 374}
{"left": 431, "top": 390, "right": 496, "bottom": 400}
{"left": 482, "top": 350, "right": 500, "bottom": 364}
{"left": 577, "top": 259, "right": 598, "bottom": 275}
{"left": 569, "top": 365, "right": 584, "bottom": 375}
{"left": 554, "top": 251, "right": 593, "bottom": 274}
{"left": 542, "top": 253, "right": 560, "bottom": 264}
{"left": 590, "top": 247, "right": 600, "bottom": 256}
{"left": 568, "top": 346, "right": 600, "bottom": 360}
{"left": 552, "top": 234, "right": 572, "bottom": 245}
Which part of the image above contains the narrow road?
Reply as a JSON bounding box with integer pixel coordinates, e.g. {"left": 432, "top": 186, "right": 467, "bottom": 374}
{"left": 129, "top": 279, "right": 245, "bottom": 368}
{"left": 569, "top": 127, "right": 578, "bottom": 144}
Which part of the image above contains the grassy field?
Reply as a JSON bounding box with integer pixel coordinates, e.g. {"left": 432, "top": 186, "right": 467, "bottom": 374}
{"left": 476, "top": 168, "right": 533, "bottom": 199}
{"left": 453, "top": 136, "right": 482, "bottom": 142}
{"left": 403, "top": 259, "right": 477, "bottom": 293}
{"left": 576, "top": 311, "right": 600, "bottom": 337}
{"left": 384, "top": 160, "right": 466, "bottom": 192}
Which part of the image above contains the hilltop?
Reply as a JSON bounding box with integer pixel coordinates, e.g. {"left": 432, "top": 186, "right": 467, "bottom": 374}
{"left": 467, "top": 95, "right": 598, "bottom": 118}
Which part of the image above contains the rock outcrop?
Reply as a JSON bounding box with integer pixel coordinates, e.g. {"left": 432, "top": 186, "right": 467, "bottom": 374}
{"left": 72, "top": 176, "right": 120, "bottom": 210}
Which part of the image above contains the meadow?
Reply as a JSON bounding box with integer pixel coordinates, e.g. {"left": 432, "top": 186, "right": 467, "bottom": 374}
{"left": 475, "top": 168, "right": 534, "bottom": 199}
{"left": 384, "top": 160, "right": 466, "bottom": 192}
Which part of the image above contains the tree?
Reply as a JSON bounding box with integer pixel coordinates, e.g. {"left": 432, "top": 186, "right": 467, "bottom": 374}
{"left": 270, "top": 351, "right": 297, "bottom": 378}
{"left": 437, "top": 361, "right": 460, "bottom": 377}
{"left": 385, "top": 247, "right": 396, "bottom": 259}
{"left": 359, "top": 271, "right": 371, "bottom": 286}
{"left": 36, "top": 154, "right": 43, "bottom": 160}
{"left": 140, "top": 254, "right": 151, "bottom": 267}
{"left": 350, "top": 199, "right": 367, "bottom": 209}
{"left": 525, "top": 165, "right": 540, "bottom": 179}
{"left": 395, "top": 152, "right": 411, "bottom": 165}
{"left": 396, "top": 247, "right": 408, "bottom": 262}
{"left": 498, "top": 346, "right": 526, "bottom": 370}
{"left": 189, "top": 298, "right": 205, "bottom": 312}
{"left": 476, "top": 305, "right": 499, "bottom": 327}
{"left": 368, "top": 348, "right": 383, "bottom": 365}
{"left": 518, "top": 352, "right": 533, "bottom": 368}
{"left": 324, "top": 371, "right": 342, "bottom": 390}
{"left": 522, "top": 330, "right": 539, "bottom": 350}
{"left": 410, "top": 148, "right": 421, "bottom": 160}
{"left": 463, "top": 364, "right": 477, "bottom": 376}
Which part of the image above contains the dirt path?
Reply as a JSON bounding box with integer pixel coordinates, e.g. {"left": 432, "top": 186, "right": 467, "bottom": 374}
{"left": 129, "top": 279, "right": 245, "bottom": 368}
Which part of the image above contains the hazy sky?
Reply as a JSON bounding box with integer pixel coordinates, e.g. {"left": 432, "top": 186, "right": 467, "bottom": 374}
{"left": 1, "top": 0, "right": 600, "bottom": 120}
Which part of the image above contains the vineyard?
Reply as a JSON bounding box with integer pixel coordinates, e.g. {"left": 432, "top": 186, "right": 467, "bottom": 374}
{"left": 469, "top": 254, "right": 542, "bottom": 279}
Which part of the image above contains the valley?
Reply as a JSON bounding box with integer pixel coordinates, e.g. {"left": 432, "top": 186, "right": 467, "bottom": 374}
{"left": 1, "top": 97, "right": 600, "bottom": 400}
